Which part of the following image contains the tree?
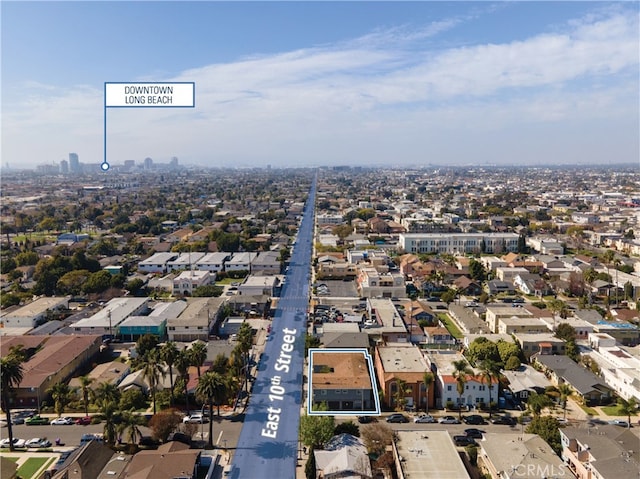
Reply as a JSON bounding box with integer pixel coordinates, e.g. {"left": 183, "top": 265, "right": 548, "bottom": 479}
{"left": 334, "top": 421, "right": 360, "bottom": 437}
{"left": 617, "top": 397, "right": 638, "bottom": 429}
{"left": 141, "top": 350, "right": 164, "bottom": 415}
{"left": 554, "top": 323, "right": 576, "bottom": 342}
{"left": 1, "top": 347, "right": 25, "bottom": 451}
{"left": 197, "top": 371, "right": 225, "bottom": 448}
{"left": 189, "top": 341, "right": 208, "bottom": 379}
{"left": 125, "top": 278, "right": 145, "bottom": 293}
{"left": 452, "top": 359, "right": 473, "bottom": 419}
{"left": 136, "top": 334, "right": 159, "bottom": 359}
{"left": 174, "top": 348, "right": 191, "bottom": 413}
{"left": 504, "top": 356, "right": 521, "bottom": 371}
{"left": 360, "top": 423, "right": 395, "bottom": 456}
{"left": 467, "top": 337, "right": 500, "bottom": 365}
{"left": 47, "top": 381, "right": 74, "bottom": 417}
{"left": 468, "top": 259, "right": 486, "bottom": 281}
{"left": 299, "top": 405, "right": 336, "bottom": 449}
{"left": 119, "top": 388, "right": 146, "bottom": 411}
{"left": 557, "top": 384, "right": 574, "bottom": 420}
{"left": 118, "top": 408, "right": 145, "bottom": 451}
{"left": 78, "top": 375, "right": 94, "bottom": 417}
{"left": 423, "top": 371, "right": 434, "bottom": 414}
{"left": 526, "top": 416, "right": 562, "bottom": 454}
{"left": 496, "top": 340, "right": 522, "bottom": 364}
{"left": 479, "top": 360, "right": 501, "bottom": 418}
{"left": 527, "top": 392, "right": 552, "bottom": 418}
{"left": 93, "top": 381, "right": 121, "bottom": 410}
{"left": 392, "top": 378, "right": 410, "bottom": 412}
{"left": 160, "top": 342, "right": 179, "bottom": 406}
{"left": 440, "top": 288, "right": 457, "bottom": 305}
{"left": 83, "top": 270, "right": 113, "bottom": 294}
{"left": 148, "top": 408, "right": 183, "bottom": 442}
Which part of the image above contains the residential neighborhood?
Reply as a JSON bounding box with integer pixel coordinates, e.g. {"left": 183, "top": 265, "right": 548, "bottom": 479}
{"left": 1, "top": 165, "right": 640, "bottom": 479}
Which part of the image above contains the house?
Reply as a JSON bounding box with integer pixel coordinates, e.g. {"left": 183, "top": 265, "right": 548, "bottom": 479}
{"left": 374, "top": 343, "right": 433, "bottom": 412}
{"left": 226, "top": 252, "right": 258, "bottom": 272}
{"left": 138, "top": 252, "right": 179, "bottom": 274}
{"left": 486, "top": 280, "right": 516, "bottom": 295}
{"left": 310, "top": 351, "right": 377, "bottom": 412}
{"left": 69, "top": 360, "right": 130, "bottom": 392}
{"left": 73, "top": 297, "right": 150, "bottom": 336}
{"left": 357, "top": 268, "right": 405, "bottom": 299}
{"left": 118, "top": 301, "right": 187, "bottom": 340}
{"left": 395, "top": 431, "right": 471, "bottom": 479}
{"left": 0, "top": 296, "right": 69, "bottom": 328}
{"left": 1, "top": 335, "right": 101, "bottom": 411}
{"left": 166, "top": 252, "right": 206, "bottom": 272}
{"left": 251, "top": 251, "right": 281, "bottom": 274}
{"left": 314, "top": 434, "right": 373, "bottom": 479}
{"left": 172, "top": 270, "right": 212, "bottom": 295}
{"left": 195, "top": 252, "right": 231, "bottom": 273}
{"left": 453, "top": 276, "right": 483, "bottom": 296}
{"left": 501, "top": 365, "right": 552, "bottom": 401}
{"left": 124, "top": 441, "right": 204, "bottom": 479}
{"left": 560, "top": 425, "right": 639, "bottom": 479}
{"left": 423, "top": 326, "right": 455, "bottom": 346}
{"left": 237, "top": 275, "right": 281, "bottom": 297}
{"left": 51, "top": 440, "right": 120, "bottom": 479}
{"left": 479, "top": 433, "right": 569, "bottom": 479}
{"left": 534, "top": 355, "right": 613, "bottom": 406}
{"left": 426, "top": 350, "right": 498, "bottom": 409}
{"left": 513, "top": 333, "right": 566, "bottom": 358}
{"left": 167, "top": 297, "right": 225, "bottom": 341}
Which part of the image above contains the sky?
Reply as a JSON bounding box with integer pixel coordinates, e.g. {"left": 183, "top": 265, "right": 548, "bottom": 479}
{"left": 1, "top": 1, "right": 639, "bottom": 169}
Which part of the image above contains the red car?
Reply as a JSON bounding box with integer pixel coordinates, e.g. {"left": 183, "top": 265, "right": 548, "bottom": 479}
{"left": 75, "top": 416, "right": 92, "bottom": 425}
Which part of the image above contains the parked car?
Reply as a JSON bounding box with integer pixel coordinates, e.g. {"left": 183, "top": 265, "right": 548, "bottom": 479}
{"left": 26, "top": 437, "right": 51, "bottom": 448}
{"left": 608, "top": 419, "right": 630, "bottom": 428}
{"left": 75, "top": 416, "right": 92, "bottom": 425}
{"left": 414, "top": 414, "right": 436, "bottom": 423}
{"left": 182, "top": 414, "right": 208, "bottom": 424}
{"left": 25, "top": 415, "right": 49, "bottom": 426}
{"left": 386, "top": 413, "right": 410, "bottom": 423}
{"left": 491, "top": 416, "right": 516, "bottom": 426}
{"left": 463, "top": 414, "right": 486, "bottom": 425}
{"left": 51, "top": 417, "right": 75, "bottom": 425}
{"left": 0, "top": 438, "right": 26, "bottom": 448}
{"left": 464, "top": 428, "right": 485, "bottom": 439}
{"left": 453, "top": 435, "right": 477, "bottom": 447}
{"left": 439, "top": 415, "right": 461, "bottom": 424}
{"left": 357, "top": 416, "right": 377, "bottom": 424}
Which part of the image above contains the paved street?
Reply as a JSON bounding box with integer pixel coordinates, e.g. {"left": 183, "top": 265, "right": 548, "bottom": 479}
{"left": 229, "top": 177, "right": 317, "bottom": 478}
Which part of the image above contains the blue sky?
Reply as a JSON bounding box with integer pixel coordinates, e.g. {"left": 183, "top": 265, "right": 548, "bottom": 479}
{"left": 2, "top": 1, "right": 638, "bottom": 169}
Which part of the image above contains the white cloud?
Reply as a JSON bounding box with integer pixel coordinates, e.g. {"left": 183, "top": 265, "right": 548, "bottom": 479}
{"left": 3, "top": 8, "right": 638, "bottom": 167}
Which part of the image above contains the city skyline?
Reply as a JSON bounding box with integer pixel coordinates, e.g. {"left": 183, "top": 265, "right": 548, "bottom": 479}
{"left": 2, "top": 1, "right": 638, "bottom": 169}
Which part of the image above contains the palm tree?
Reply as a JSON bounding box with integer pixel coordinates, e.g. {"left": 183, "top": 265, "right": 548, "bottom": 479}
{"left": 452, "top": 359, "right": 473, "bottom": 419}
{"left": 557, "top": 384, "right": 574, "bottom": 420}
{"left": 175, "top": 348, "right": 191, "bottom": 413}
{"left": 479, "top": 360, "right": 501, "bottom": 419}
{"left": 392, "top": 379, "right": 410, "bottom": 412}
{"left": 617, "top": 397, "right": 638, "bottom": 429}
{"left": 189, "top": 341, "right": 208, "bottom": 379}
{"left": 1, "top": 348, "right": 25, "bottom": 452}
{"left": 101, "top": 401, "right": 119, "bottom": 446}
{"left": 93, "top": 381, "right": 121, "bottom": 410}
{"left": 196, "top": 371, "right": 225, "bottom": 448}
{"left": 47, "top": 381, "right": 74, "bottom": 417}
{"left": 422, "top": 371, "right": 434, "bottom": 414}
{"left": 141, "top": 350, "right": 164, "bottom": 415}
{"left": 78, "top": 375, "right": 94, "bottom": 417}
{"left": 160, "top": 342, "right": 178, "bottom": 406}
{"left": 118, "top": 408, "right": 145, "bottom": 450}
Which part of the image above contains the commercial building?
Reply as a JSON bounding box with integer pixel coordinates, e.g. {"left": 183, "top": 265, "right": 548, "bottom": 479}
{"left": 73, "top": 297, "right": 150, "bottom": 336}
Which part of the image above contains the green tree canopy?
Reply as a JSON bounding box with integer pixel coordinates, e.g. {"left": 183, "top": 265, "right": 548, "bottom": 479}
{"left": 467, "top": 337, "right": 500, "bottom": 365}
{"left": 526, "top": 416, "right": 562, "bottom": 454}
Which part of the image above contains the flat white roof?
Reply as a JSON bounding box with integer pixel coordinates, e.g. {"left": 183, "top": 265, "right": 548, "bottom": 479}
{"left": 396, "top": 430, "right": 470, "bottom": 479}
{"left": 74, "top": 297, "right": 149, "bottom": 328}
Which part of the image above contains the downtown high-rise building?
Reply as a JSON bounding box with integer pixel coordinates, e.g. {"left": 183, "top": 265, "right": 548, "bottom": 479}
{"left": 69, "top": 153, "right": 80, "bottom": 173}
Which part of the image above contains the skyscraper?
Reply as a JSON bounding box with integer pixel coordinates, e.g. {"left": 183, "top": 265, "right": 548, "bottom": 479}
{"left": 69, "top": 153, "right": 80, "bottom": 174}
